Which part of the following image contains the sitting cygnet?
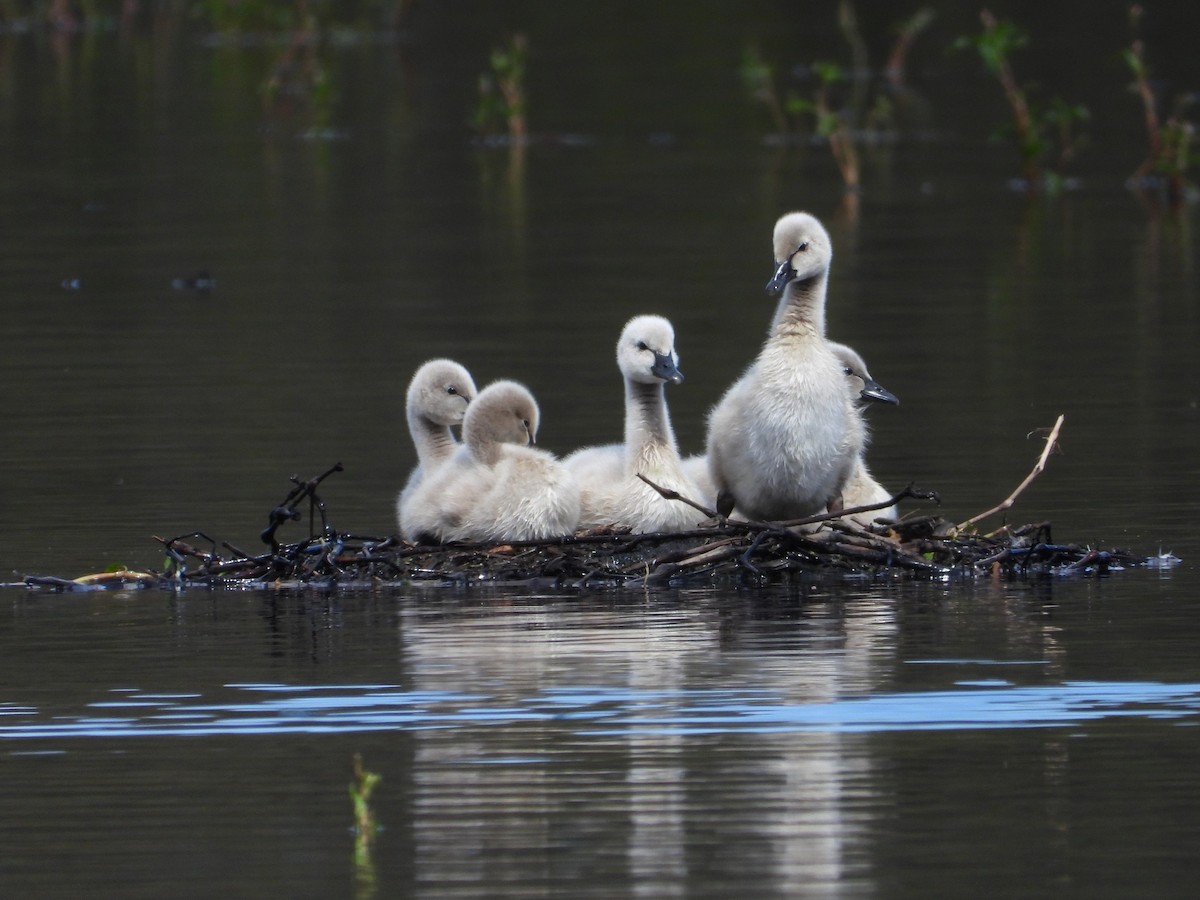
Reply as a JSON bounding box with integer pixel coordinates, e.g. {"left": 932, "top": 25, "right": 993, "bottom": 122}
{"left": 396, "top": 359, "right": 477, "bottom": 533}
{"left": 827, "top": 342, "right": 899, "bottom": 527}
{"left": 706, "top": 211, "right": 864, "bottom": 521}
{"left": 829, "top": 341, "right": 898, "bottom": 407}
{"left": 564, "top": 315, "right": 706, "bottom": 532}
{"left": 401, "top": 380, "right": 581, "bottom": 543}
{"left": 681, "top": 453, "right": 717, "bottom": 511}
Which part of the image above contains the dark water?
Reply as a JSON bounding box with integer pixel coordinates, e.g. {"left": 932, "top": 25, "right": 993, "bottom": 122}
{"left": 3, "top": 4, "right": 1200, "bottom": 897}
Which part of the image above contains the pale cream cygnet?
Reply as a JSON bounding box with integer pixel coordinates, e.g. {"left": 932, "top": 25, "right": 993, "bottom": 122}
{"left": 401, "top": 380, "right": 581, "bottom": 543}
{"left": 706, "top": 211, "right": 865, "bottom": 521}
{"left": 828, "top": 342, "right": 899, "bottom": 526}
{"left": 564, "top": 315, "right": 706, "bottom": 533}
{"left": 395, "top": 359, "right": 477, "bottom": 533}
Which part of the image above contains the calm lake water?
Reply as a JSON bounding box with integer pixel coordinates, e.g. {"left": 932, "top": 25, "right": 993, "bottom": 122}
{"left": 3, "top": 3, "right": 1200, "bottom": 897}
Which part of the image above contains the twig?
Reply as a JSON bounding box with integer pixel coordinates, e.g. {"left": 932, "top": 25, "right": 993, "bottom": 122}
{"left": 778, "top": 482, "right": 939, "bottom": 529}
{"left": 634, "top": 473, "right": 718, "bottom": 520}
{"left": 955, "top": 414, "right": 1065, "bottom": 533}
{"left": 636, "top": 474, "right": 938, "bottom": 534}
{"left": 261, "top": 461, "right": 344, "bottom": 549}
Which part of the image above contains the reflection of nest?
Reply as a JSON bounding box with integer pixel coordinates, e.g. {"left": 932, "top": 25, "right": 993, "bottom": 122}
{"left": 23, "top": 429, "right": 1159, "bottom": 590}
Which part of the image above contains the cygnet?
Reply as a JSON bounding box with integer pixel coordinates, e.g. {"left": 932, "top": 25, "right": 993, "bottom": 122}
{"left": 706, "top": 211, "right": 864, "bottom": 521}
{"left": 828, "top": 342, "right": 899, "bottom": 526}
{"left": 564, "top": 315, "right": 706, "bottom": 532}
{"left": 401, "top": 380, "right": 581, "bottom": 543}
{"left": 395, "top": 359, "right": 477, "bottom": 532}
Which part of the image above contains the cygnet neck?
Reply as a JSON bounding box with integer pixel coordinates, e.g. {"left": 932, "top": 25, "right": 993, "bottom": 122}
{"left": 624, "top": 379, "right": 677, "bottom": 463}
{"left": 770, "top": 273, "right": 827, "bottom": 339}
{"left": 467, "top": 427, "right": 506, "bottom": 466}
{"left": 409, "top": 409, "right": 458, "bottom": 467}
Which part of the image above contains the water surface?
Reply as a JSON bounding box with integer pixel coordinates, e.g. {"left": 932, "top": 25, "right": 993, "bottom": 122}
{"left": 2, "top": 4, "right": 1200, "bottom": 897}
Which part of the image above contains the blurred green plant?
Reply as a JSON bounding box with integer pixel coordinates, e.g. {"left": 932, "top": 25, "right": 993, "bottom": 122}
{"left": 740, "top": 45, "right": 789, "bottom": 135}
{"left": 795, "top": 62, "right": 862, "bottom": 190}
{"left": 474, "top": 32, "right": 528, "bottom": 141}
{"left": 350, "top": 752, "right": 381, "bottom": 837}
{"left": 1124, "top": 4, "right": 1196, "bottom": 207}
{"left": 350, "top": 753, "right": 381, "bottom": 899}
{"left": 955, "top": 10, "right": 1088, "bottom": 192}
{"left": 195, "top": 0, "right": 307, "bottom": 32}
{"left": 886, "top": 7, "right": 936, "bottom": 88}
{"left": 190, "top": 0, "right": 360, "bottom": 133}
{"left": 740, "top": 2, "right": 933, "bottom": 193}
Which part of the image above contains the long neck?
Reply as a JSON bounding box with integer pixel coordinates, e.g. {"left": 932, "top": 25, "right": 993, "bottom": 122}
{"left": 408, "top": 410, "right": 458, "bottom": 468}
{"left": 469, "top": 437, "right": 503, "bottom": 466}
{"left": 770, "top": 272, "right": 827, "bottom": 339}
{"left": 624, "top": 379, "right": 677, "bottom": 464}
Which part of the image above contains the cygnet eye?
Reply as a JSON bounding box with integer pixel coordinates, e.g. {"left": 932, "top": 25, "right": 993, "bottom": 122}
{"left": 798, "top": 241, "right": 809, "bottom": 252}
{"left": 842, "top": 366, "right": 854, "bottom": 376}
{"left": 636, "top": 341, "right": 648, "bottom": 351}
{"left": 446, "top": 385, "right": 458, "bottom": 395}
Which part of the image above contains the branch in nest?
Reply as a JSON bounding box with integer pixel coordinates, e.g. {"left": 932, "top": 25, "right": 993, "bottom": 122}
{"left": 777, "top": 482, "right": 940, "bottom": 530}
{"left": 955, "top": 414, "right": 1065, "bottom": 534}
{"left": 634, "top": 473, "right": 718, "bottom": 520}
{"left": 636, "top": 474, "right": 939, "bottom": 533}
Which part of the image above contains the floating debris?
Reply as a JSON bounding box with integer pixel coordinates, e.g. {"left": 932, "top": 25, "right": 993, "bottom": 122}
{"left": 1145, "top": 550, "right": 1183, "bottom": 570}
{"left": 172, "top": 270, "right": 216, "bottom": 292}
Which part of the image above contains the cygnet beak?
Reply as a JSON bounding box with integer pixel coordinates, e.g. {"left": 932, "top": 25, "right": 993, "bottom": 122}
{"left": 651, "top": 352, "right": 684, "bottom": 385}
{"left": 859, "top": 377, "right": 899, "bottom": 405}
{"left": 765, "top": 259, "right": 796, "bottom": 295}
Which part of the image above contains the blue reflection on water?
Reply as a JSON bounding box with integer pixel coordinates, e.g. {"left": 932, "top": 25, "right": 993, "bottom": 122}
{"left": 2, "top": 680, "right": 1200, "bottom": 741}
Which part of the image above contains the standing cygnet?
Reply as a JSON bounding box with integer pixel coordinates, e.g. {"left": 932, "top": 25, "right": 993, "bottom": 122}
{"left": 687, "top": 343, "right": 895, "bottom": 518}
{"left": 564, "top": 315, "right": 706, "bottom": 533}
{"left": 396, "top": 359, "right": 477, "bottom": 533}
{"left": 828, "top": 342, "right": 899, "bottom": 526}
{"left": 706, "top": 211, "right": 865, "bottom": 521}
{"left": 401, "top": 380, "right": 581, "bottom": 543}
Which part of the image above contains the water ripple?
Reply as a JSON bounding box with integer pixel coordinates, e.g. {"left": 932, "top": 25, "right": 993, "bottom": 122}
{"left": 2, "top": 681, "right": 1198, "bottom": 741}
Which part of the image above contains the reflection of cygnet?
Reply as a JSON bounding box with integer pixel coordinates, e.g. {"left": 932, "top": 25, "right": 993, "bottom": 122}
{"left": 401, "top": 380, "right": 581, "bottom": 543}
{"left": 706, "top": 211, "right": 863, "bottom": 520}
{"left": 395, "top": 359, "right": 477, "bottom": 533}
{"left": 565, "top": 315, "right": 705, "bottom": 533}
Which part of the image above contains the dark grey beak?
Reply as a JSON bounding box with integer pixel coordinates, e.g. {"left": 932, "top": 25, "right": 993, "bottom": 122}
{"left": 859, "top": 376, "right": 899, "bottom": 405}
{"left": 651, "top": 351, "right": 684, "bottom": 385}
{"left": 765, "top": 259, "right": 796, "bottom": 295}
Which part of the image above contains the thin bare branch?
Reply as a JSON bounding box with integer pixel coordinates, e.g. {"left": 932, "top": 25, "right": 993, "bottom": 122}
{"left": 635, "top": 473, "right": 718, "bottom": 520}
{"left": 955, "top": 414, "right": 1065, "bottom": 533}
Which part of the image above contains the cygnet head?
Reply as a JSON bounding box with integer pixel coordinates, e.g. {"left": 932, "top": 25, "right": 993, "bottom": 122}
{"left": 407, "top": 359, "right": 477, "bottom": 425}
{"left": 463, "top": 380, "right": 540, "bottom": 450}
{"left": 617, "top": 314, "right": 684, "bottom": 385}
{"left": 830, "top": 342, "right": 899, "bottom": 406}
{"left": 765, "top": 211, "right": 833, "bottom": 294}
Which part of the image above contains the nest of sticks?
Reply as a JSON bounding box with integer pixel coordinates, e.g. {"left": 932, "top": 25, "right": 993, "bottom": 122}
{"left": 18, "top": 417, "right": 1173, "bottom": 591}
